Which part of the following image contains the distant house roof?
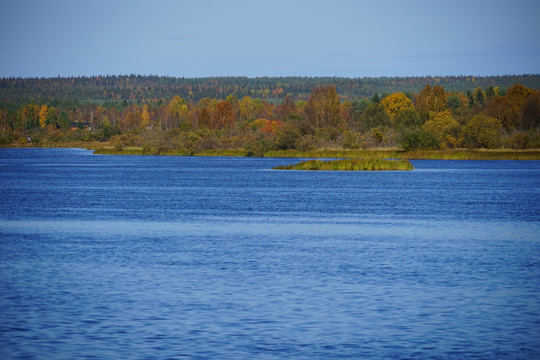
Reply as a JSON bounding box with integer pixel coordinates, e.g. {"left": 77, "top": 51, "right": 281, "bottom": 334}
{"left": 69, "top": 122, "right": 92, "bottom": 130}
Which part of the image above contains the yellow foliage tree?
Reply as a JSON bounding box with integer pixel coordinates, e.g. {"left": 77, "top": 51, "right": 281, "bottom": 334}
{"left": 423, "top": 110, "right": 460, "bottom": 147}
{"left": 39, "top": 105, "right": 48, "bottom": 128}
{"left": 169, "top": 96, "right": 188, "bottom": 119}
{"left": 238, "top": 96, "right": 254, "bottom": 123}
{"left": 416, "top": 84, "right": 446, "bottom": 113}
{"left": 380, "top": 92, "right": 414, "bottom": 121}
{"left": 432, "top": 86, "right": 447, "bottom": 112}
{"left": 141, "top": 104, "right": 150, "bottom": 129}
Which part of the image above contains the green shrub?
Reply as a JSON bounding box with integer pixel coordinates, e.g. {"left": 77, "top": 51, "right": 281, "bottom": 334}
{"left": 399, "top": 129, "right": 440, "bottom": 150}
{"left": 462, "top": 115, "right": 503, "bottom": 148}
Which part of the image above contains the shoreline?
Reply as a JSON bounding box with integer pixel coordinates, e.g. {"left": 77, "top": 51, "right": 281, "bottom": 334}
{"left": 2, "top": 143, "right": 540, "bottom": 160}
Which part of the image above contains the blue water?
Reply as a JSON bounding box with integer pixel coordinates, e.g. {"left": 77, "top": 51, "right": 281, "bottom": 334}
{"left": 1, "top": 148, "right": 539, "bottom": 359}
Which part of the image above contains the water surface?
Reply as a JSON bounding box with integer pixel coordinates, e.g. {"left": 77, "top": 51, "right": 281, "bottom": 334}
{"left": 1, "top": 148, "right": 539, "bottom": 359}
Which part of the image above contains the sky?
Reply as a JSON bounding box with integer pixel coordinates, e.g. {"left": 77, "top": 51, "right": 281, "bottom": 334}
{"left": 1, "top": 0, "right": 539, "bottom": 78}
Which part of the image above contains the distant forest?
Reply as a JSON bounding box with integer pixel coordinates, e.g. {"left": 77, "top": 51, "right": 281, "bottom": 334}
{"left": 1, "top": 74, "right": 540, "bottom": 105}
{"left": 1, "top": 75, "right": 539, "bottom": 152}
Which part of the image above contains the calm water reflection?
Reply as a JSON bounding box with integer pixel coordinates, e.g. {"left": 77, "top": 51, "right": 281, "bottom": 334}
{"left": 1, "top": 148, "right": 539, "bottom": 359}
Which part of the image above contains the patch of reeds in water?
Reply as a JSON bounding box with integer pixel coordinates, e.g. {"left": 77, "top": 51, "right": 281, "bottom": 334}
{"left": 273, "top": 158, "right": 414, "bottom": 171}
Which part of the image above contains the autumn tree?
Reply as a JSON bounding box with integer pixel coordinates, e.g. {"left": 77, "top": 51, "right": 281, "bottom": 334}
{"left": 432, "top": 86, "right": 447, "bottom": 112}
{"left": 196, "top": 97, "right": 215, "bottom": 129}
{"left": 213, "top": 101, "right": 235, "bottom": 129}
{"left": 276, "top": 95, "right": 297, "bottom": 119}
{"left": 462, "top": 115, "right": 503, "bottom": 148}
{"left": 258, "top": 119, "right": 281, "bottom": 135}
{"left": 483, "top": 96, "right": 517, "bottom": 131}
{"left": 415, "top": 84, "right": 433, "bottom": 113}
{"left": 423, "top": 110, "right": 460, "bottom": 148}
{"left": 260, "top": 100, "right": 276, "bottom": 121}
{"left": 141, "top": 104, "right": 150, "bottom": 129}
{"left": 38, "top": 105, "right": 48, "bottom": 128}
{"left": 168, "top": 96, "right": 188, "bottom": 128}
{"left": 121, "top": 107, "right": 143, "bottom": 131}
{"left": 380, "top": 92, "right": 414, "bottom": 121}
{"left": 250, "top": 98, "right": 267, "bottom": 120}
{"left": 339, "top": 100, "right": 353, "bottom": 128}
{"left": 506, "top": 84, "right": 535, "bottom": 112}
{"left": 197, "top": 107, "right": 211, "bottom": 129}
{"left": 274, "top": 122, "right": 302, "bottom": 150}
{"left": 238, "top": 96, "right": 254, "bottom": 124}
{"left": 416, "top": 84, "right": 446, "bottom": 113}
{"left": 304, "top": 85, "right": 340, "bottom": 128}
{"left": 520, "top": 92, "right": 540, "bottom": 130}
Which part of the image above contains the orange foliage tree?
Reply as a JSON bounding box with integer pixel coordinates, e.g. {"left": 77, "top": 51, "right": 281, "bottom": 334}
{"left": 213, "top": 101, "right": 235, "bottom": 129}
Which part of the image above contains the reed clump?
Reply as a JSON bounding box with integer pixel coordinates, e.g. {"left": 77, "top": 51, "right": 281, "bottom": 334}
{"left": 273, "top": 158, "right": 414, "bottom": 171}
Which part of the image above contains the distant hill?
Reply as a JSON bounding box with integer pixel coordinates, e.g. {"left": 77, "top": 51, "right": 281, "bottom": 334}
{"left": 1, "top": 74, "right": 539, "bottom": 105}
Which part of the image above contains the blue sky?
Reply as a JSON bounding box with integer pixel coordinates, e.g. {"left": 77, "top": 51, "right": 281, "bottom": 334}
{"left": 1, "top": 0, "right": 539, "bottom": 78}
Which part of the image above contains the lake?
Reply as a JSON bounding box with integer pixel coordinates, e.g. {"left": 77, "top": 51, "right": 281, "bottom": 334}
{"left": 1, "top": 148, "right": 539, "bottom": 359}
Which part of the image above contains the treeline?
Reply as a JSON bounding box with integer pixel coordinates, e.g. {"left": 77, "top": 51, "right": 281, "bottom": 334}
{"left": 1, "top": 82, "right": 539, "bottom": 154}
{"left": 1, "top": 75, "right": 540, "bottom": 105}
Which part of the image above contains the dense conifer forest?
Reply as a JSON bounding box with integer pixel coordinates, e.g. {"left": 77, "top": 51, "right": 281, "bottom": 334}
{"left": 2, "top": 75, "right": 539, "bottom": 104}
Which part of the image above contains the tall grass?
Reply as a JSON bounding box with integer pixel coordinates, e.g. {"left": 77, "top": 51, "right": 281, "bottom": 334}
{"left": 267, "top": 149, "right": 540, "bottom": 160}
{"left": 274, "top": 158, "right": 414, "bottom": 171}
{"left": 399, "top": 149, "right": 540, "bottom": 160}
{"left": 266, "top": 149, "right": 398, "bottom": 159}
{"left": 195, "top": 149, "right": 248, "bottom": 157}
{"left": 40, "top": 143, "right": 540, "bottom": 160}
{"left": 93, "top": 148, "right": 144, "bottom": 155}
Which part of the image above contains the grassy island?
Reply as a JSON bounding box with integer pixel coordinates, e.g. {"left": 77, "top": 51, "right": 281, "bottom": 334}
{"left": 273, "top": 158, "right": 414, "bottom": 171}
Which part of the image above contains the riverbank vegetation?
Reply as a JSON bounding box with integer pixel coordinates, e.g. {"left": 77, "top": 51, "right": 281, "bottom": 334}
{"left": 86, "top": 147, "right": 540, "bottom": 160}
{"left": 274, "top": 158, "right": 414, "bottom": 171}
{"left": 1, "top": 76, "right": 539, "bottom": 156}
